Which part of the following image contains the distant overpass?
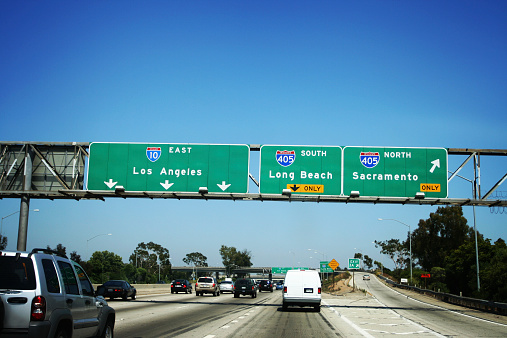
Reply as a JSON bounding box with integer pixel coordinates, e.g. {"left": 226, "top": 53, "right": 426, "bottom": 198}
{"left": 171, "top": 266, "right": 277, "bottom": 279}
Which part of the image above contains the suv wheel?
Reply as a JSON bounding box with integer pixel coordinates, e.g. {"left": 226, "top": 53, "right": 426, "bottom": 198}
{"left": 101, "top": 318, "right": 114, "bottom": 338}
{"left": 55, "top": 325, "right": 71, "bottom": 338}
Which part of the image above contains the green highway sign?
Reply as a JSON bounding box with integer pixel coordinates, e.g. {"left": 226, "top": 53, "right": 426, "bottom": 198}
{"left": 343, "top": 147, "right": 448, "bottom": 198}
{"left": 272, "top": 267, "right": 309, "bottom": 274}
{"left": 259, "top": 145, "right": 342, "bottom": 195}
{"left": 87, "top": 143, "right": 250, "bottom": 193}
{"left": 320, "top": 261, "right": 333, "bottom": 273}
{"left": 348, "top": 258, "right": 360, "bottom": 270}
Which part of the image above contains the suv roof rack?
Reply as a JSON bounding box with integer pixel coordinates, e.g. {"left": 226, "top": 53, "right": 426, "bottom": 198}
{"left": 30, "top": 248, "right": 68, "bottom": 259}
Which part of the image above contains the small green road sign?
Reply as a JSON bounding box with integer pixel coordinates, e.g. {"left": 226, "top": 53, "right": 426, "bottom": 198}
{"left": 348, "top": 258, "right": 360, "bottom": 270}
{"left": 259, "top": 145, "right": 342, "bottom": 195}
{"left": 87, "top": 143, "right": 250, "bottom": 193}
{"left": 320, "top": 261, "right": 333, "bottom": 273}
{"left": 343, "top": 147, "right": 448, "bottom": 198}
{"left": 272, "top": 267, "right": 309, "bottom": 274}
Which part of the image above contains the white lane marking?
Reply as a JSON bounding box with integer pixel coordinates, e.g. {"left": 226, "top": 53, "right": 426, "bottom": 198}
{"left": 375, "top": 278, "right": 507, "bottom": 327}
{"left": 322, "top": 300, "right": 375, "bottom": 338}
{"left": 371, "top": 297, "right": 445, "bottom": 337}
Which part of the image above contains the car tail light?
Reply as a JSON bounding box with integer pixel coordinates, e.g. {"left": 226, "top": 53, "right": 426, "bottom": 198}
{"left": 212, "top": 283, "right": 216, "bottom": 287}
{"left": 31, "top": 296, "right": 46, "bottom": 321}
{"left": 318, "top": 287, "right": 321, "bottom": 294}
{"left": 183, "top": 285, "right": 187, "bottom": 288}
{"left": 171, "top": 285, "right": 174, "bottom": 288}
{"left": 195, "top": 283, "right": 198, "bottom": 287}
{"left": 283, "top": 286, "right": 287, "bottom": 293}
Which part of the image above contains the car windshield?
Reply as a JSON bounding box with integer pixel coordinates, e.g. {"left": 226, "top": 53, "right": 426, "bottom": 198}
{"left": 199, "top": 278, "right": 213, "bottom": 283}
{"left": 236, "top": 279, "right": 250, "bottom": 286}
{"left": 104, "top": 281, "right": 123, "bottom": 287}
{"left": 221, "top": 281, "right": 232, "bottom": 284}
{"left": 0, "top": 256, "right": 36, "bottom": 290}
{"left": 173, "top": 280, "right": 185, "bottom": 284}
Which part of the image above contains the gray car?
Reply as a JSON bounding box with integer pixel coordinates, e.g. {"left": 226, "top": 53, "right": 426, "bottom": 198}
{"left": 195, "top": 277, "right": 220, "bottom": 296}
{"left": 0, "top": 248, "right": 115, "bottom": 337}
{"left": 219, "top": 280, "right": 234, "bottom": 293}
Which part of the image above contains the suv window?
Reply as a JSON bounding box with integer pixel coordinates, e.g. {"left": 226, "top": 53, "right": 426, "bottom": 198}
{"left": 199, "top": 278, "right": 213, "bottom": 283}
{"left": 236, "top": 279, "right": 251, "bottom": 286}
{"left": 0, "top": 256, "right": 36, "bottom": 290}
{"left": 74, "top": 263, "right": 94, "bottom": 296}
{"left": 42, "top": 259, "right": 60, "bottom": 293}
{"left": 57, "top": 261, "right": 79, "bottom": 295}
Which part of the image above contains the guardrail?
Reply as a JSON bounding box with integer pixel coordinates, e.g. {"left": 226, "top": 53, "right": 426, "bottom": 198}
{"left": 378, "top": 275, "right": 507, "bottom": 316}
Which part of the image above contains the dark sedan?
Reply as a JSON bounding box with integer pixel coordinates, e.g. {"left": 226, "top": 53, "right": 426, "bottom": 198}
{"left": 99, "top": 280, "right": 136, "bottom": 300}
{"left": 171, "top": 279, "right": 192, "bottom": 294}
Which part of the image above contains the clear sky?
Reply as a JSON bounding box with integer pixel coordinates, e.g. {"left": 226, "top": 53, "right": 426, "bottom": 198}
{"left": 1, "top": 1, "right": 506, "bottom": 270}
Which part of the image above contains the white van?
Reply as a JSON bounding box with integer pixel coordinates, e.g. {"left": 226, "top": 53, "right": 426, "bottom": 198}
{"left": 282, "top": 269, "right": 321, "bottom": 312}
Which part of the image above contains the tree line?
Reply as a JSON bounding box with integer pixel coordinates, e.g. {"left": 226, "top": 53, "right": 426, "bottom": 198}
{"left": 373, "top": 206, "right": 506, "bottom": 302}
{"left": 0, "top": 236, "right": 252, "bottom": 284}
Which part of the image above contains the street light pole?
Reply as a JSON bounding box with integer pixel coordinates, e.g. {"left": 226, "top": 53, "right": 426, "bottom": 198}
{"left": 1, "top": 209, "right": 40, "bottom": 235}
{"left": 86, "top": 233, "right": 112, "bottom": 260}
{"left": 378, "top": 218, "right": 412, "bottom": 284}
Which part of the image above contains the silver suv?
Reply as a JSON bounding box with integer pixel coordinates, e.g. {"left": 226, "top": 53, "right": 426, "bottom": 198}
{"left": 0, "top": 248, "right": 115, "bottom": 337}
{"left": 195, "top": 277, "right": 220, "bottom": 296}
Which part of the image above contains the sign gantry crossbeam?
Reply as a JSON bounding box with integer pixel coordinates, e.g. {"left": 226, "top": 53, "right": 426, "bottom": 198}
{"left": 0, "top": 142, "right": 506, "bottom": 207}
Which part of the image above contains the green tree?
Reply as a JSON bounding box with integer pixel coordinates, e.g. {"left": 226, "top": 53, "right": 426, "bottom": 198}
{"left": 411, "top": 206, "right": 471, "bottom": 271}
{"left": 129, "top": 242, "right": 171, "bottom": 282}
{"left": 183, "top": 252, "right": 208, "bottom": 267}
{"left": 363, "top": 255, "right": 373, "bottom": 270}
{"left": 0, "top": 234, "right": 7, "bottom": 250}
{"left": 374, "top": 239, "right": 408, "bottom": 271}
{"left": 47, "top": 243, "right": 67, "bottom": 256}
{"left": 219, "top": 245, "right": 252, "bottom": 276}
{"left": 88, "top": 250, "right": 125, "bottom": 283}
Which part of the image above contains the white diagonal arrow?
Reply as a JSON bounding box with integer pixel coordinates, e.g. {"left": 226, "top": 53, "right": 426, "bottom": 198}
{"left": 217, "top": 181, "right": 231, "bottom": 191}
{"left": 430, "top": 159, "right": 440, "bottom": 173}
{"left": 104, "top": 179, "right": 117, "bottom": 189}
{"left": 160, "top": 180, "right": 174, "bottom": 190}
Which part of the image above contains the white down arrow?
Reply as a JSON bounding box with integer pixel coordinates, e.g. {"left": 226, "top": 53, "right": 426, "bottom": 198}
{"left": 217, "top": 181, "right": 231, "bottom": 191}
{"left": 160, "top": 180, "right": 174, "bottom": 190}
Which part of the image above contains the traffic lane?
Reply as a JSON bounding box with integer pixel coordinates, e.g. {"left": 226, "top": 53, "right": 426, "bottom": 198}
{"left": 112, "top": 290, "right": 280, "bottom": 337}
{"left": 321, "top": 292, "right": 444, "bottom": 337}
{"left": 360, "top": 276, "right": 507, "bottom": 337}
{"left": 206, "top": 291, "right": 348, "bottom": 338}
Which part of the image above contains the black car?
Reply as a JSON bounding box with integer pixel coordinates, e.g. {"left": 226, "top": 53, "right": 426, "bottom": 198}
{"left": 234, "top": 278, "right": 257, "bottom": 298}
{"left": 99, "top": 280, "right": 136, "bottom": 300}
{"left": 171, "top": 279, "right": 192, "bottom": 294}
{"left": 259, "top": 280, "right": 273, "bottom": 292}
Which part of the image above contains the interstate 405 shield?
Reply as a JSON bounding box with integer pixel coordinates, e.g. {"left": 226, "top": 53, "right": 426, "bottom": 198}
{"left": 342, "top": 146, "right": 448, "bottom": 198}
{"left": 87, "top": 143, "right": 250, "bottom": 193}
{"left": 259, "top": 145, "right": 342, "bottom": 195}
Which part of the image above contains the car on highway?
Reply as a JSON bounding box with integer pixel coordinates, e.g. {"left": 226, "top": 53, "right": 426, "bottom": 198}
{"left": 219, "top": 280, "right": 234, "bottom": 293}
{"left": 0, "top": 248, "right": 115, "bottom": 337}
{"left": 195, "top": 276, "right": 220, "bottom": 296}
{"left": 171, "top": 279, "right": 192, "bottom": 293}
{"left": 276, "top": 281, "right": 284, "bottom": 290}
{"left": 234, "top": 278, "right": 257, "bottom": 298}
{"left": 363, "top": 274, "right": 370, "bottom": 281}
{"left": 259, "top": 280, "right": 273, "bottom": 292}
{"left": 99, "top": 280, "right": 137, "bottom": 300}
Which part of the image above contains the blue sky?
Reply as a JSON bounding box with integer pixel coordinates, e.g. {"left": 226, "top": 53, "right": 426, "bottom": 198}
{"left": 1, "top": 1, "right": 506, "bottom": 270}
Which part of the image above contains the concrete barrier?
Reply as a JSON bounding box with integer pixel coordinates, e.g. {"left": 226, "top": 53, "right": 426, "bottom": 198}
{"left": 93, "top": 283, "right": 174, "bottom": 295}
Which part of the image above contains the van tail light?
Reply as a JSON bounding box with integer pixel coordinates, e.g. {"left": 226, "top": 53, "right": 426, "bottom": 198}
{"left": 31, "top": 296, "right": 46, "bottom": 321}
{"left": 318, "top": 287, "right": 321, "bottom": 294}
{"left": 213, "top": 283, "right": 216, "bottom": 287}
{"left": 283, "top": 286, "right": 287, "bottom": 293}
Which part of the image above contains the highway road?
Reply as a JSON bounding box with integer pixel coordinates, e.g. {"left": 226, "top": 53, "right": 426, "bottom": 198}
{"left": 110, "top": 278, "right": 506, "bottom": 337}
